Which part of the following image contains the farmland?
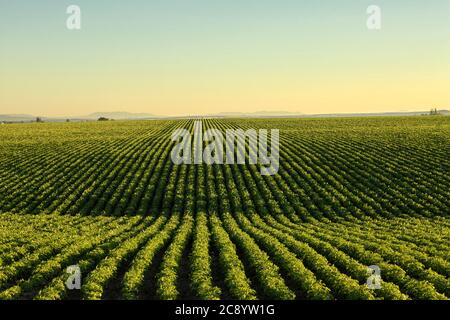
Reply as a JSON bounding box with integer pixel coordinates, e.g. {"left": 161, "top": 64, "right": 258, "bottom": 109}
{"left": 0, "top": 116, "right": 449, "bottom": 300}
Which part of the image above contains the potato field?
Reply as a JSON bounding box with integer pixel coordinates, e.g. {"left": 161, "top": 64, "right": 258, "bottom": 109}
{"left": 0, "top": 117, "right": 449, "bottom": 300}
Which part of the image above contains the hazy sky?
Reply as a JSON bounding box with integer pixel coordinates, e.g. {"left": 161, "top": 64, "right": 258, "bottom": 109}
{"left": 1, "top": 0, "right": 449, "bottom": 116}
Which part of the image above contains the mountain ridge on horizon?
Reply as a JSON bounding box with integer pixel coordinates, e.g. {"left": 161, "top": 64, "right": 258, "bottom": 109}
{"left": 1, "top": 109, "right": 449, "bottom": 122}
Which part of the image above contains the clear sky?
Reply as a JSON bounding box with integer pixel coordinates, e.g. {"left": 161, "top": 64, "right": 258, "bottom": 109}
{"left": 1, "top": 0, "right": 449, "bottom": 117}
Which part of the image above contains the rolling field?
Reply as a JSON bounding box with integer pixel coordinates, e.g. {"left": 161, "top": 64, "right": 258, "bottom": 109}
{"left": 0, "top": 117, "right": 449, "bottom": 300}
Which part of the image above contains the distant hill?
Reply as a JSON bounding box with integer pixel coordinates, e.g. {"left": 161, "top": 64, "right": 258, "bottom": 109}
{"left": 1, "top": 110, "right": 449, "bottom": 123}
{"left": 0, "top": 112, "right": 161, "bottom": 123}
{"left": 0, "top": 114, "right": 37, "bottom": 122}
{"left": 83, "top": 112, "right": 159, "bottom": 120}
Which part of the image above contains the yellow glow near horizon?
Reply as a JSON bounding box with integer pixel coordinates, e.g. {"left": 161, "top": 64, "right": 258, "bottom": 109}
{"left": 1, "top": 1, "right": 449, "bottom": 117}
